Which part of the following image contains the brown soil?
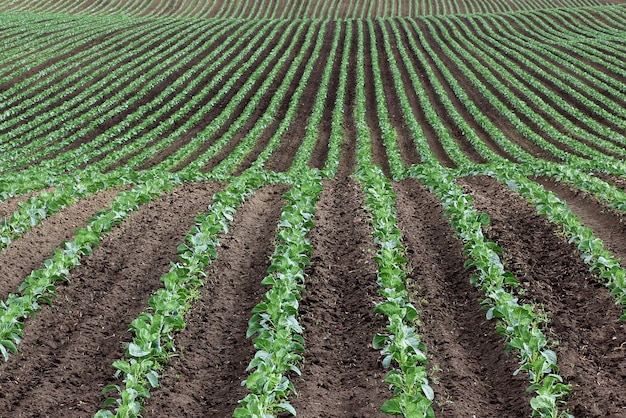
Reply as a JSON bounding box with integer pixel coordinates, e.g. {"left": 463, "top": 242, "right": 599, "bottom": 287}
{"left": 460, "top": 176, "right": 626, "bottom": 417}
{"left": 143, "top": 184, "right": 288, "bottom": 417}
{"left": 289, "top": 178, "right": 389, "bottom": 417}
{"left": 0, "top": 187, "right": 121, "bottom": 301}
{"left": 0, "top": 181, "right": 223, "bottom": 417}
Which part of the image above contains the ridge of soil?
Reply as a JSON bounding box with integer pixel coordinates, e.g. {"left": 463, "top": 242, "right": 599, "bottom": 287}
{"left": 460, "top": 175, "right": 626, "bottom": 417}
{"left": 0, "top": 181, "right": 223, "bottom": 417}
{"left": 289, "top": 178, "right": 389, "bottom": 418}
{"left": 394, "top": 178, "right": 532, "bottom": 417}
{"left": 143, "top": 184, "right": 288, "bottom": 417}
{"left": 0, "top": 187, "right": 121, "bottom": 301}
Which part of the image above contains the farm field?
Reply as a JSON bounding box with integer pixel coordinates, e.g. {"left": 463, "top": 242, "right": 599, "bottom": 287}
{"left": 1, "top": 0, "right": 626, "bottom": 417}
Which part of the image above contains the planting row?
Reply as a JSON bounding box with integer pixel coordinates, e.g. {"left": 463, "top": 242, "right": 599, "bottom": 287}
{"left": 0, "top": 0, "right": 620, "bottom": 19}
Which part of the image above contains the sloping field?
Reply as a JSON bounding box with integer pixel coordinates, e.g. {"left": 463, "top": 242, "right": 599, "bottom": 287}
{"left": 1, "top": 1, "right": 626, "bottom": 417}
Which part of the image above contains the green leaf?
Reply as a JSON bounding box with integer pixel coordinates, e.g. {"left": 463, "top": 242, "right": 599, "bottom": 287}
{"left": 541, "top": 349, "right": 557, "bottom": 366}
{"left": 422, "top": 383, "right": 435, "bottom": 401}
{"left": 380, "top": 397, "right": 402, "bottom": 415}
{"left": 146, "top": 370, "right": 159, "bottom": 388}
{"left": 372, "top": 333, "right": 388, "bottom": 350}
{"left": 1, "top": 339, "right": 17, "bottom": 354}
{"left": 0, "top": 344, "right": 8, "bottom": 362}
{"left": 277, "top": 402, "right": 297, "bottom": 416}
{"left": 101, "top": 384, "right": 120, "bottom": 395}
{"left": 285, "top": 315, "right": 303, "bottom": 334}
{"left": 127, "top": 343, "right": 151, "bottom": 358}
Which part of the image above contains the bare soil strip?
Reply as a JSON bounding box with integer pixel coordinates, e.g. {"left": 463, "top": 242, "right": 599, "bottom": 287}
{"left": 0, "top": 187, "right": 121, "bottom": 301}
{"left": 289, "top": 178, "right": 389, "bottom": 418}
{"left": 460, "top": 176, "right": 626, "bottom": 417}
{"left": 143, "top": 184, "right": 288, "bottom": 417}
{"left": 0, "top": 181, "right": 223, "bottom": 417}
{"left": 536, "top": 177, "right": 626, "bottom": 269}
{"left": 394, "top": 178, "right": 531, "bottom": 417}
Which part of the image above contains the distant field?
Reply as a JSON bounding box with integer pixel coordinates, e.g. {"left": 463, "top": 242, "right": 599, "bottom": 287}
{"left": 0, "top": 1, "right": 625, "bottom": 417}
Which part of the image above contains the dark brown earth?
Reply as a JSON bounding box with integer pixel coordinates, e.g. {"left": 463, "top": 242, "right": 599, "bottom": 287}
{"left": 289, "top": 178, "right": 389, "bottom": 418}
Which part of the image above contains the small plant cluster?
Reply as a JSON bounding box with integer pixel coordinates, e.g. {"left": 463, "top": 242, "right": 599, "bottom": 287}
{"left": 95, "top": 170, "right": 266, "bottom": 417}
{"left": 410, "top": 164, "right": 571, "bottom": 418}
{"left": 359, "top": 164, "right": 435, "bottom": 418}
{"left": 235, "top": 170, "right": 322, "bottom": 418}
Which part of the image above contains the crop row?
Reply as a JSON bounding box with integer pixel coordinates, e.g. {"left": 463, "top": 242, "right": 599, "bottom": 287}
{"left": 0, "top": 0, "right": 616, "bottom": 18}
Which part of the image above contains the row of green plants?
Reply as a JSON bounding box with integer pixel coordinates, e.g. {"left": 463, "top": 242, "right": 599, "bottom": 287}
{"left": 0, "top": 0, "right": 611, "bottom": 18}
{"left": 90, "top": 19, "right": 269, "bottom": 174}
{"left": 354, "top": 29, "right": 436, "bottom": 416}
{"left": 359, "top": 165, "right": 435, "bottom": 417}
{"left": 482, "top": 13, "right": 626, "bottom": 127}
{"left": 0, "top": 14, "right": 106, "bottom": 85}
{"left": 285, "top": 21, "right": 340, "bottom": 175}
{"left": 321, "top": 19, "right": 352, "bottom": 178}
{"left": 36, "top": 21, "right": 259, "bottom": 175}
{"left": 0, "top": 18, "right": 204, "bottom": 172}
{"left": 448, "top": 15, "right": 626, "bottom": 154}
{"left": 235, "top": 170, "right": 323, "bottom": 417}
{"left": 471, "top": 164, "right": 626, "bottom": 319}
{"left": 0, "top": 170, "right": 182, "bottom": 362}
{"left": 425, "top": 17, "right": 622, "bottom": 167}
{"left": 94, "top": 170, "right": 269, "bottom": 417}
{"left": 421, "top": 15, "right": 626, "bottom": 175}
{"left": 363, "top": 19, "right": 409, "bottom": 178}
{"left": 409, "top": 163, "right": 572, "bottom": 418}
{"left": 212, "top": 21, "right": 327, "bottom": 176}
{"left": 157, "top": 20, "right": 302, "bottom": 173}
